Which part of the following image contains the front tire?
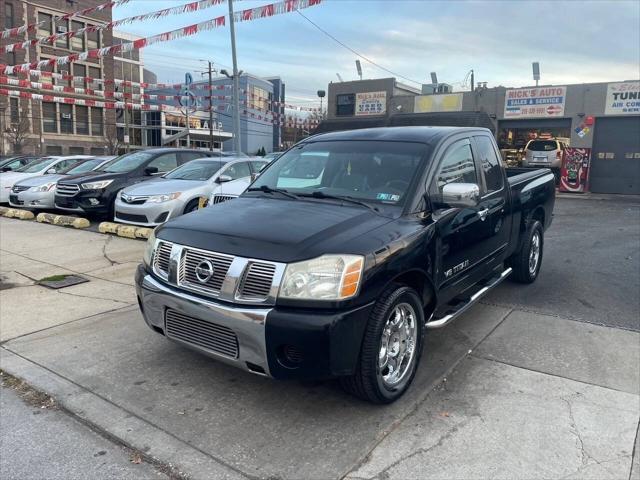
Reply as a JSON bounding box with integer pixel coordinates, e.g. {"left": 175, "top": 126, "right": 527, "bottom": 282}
{"left": 340, "top": 284, "right": 424, "bottom": 404}
{"left": 510, "top": 219, "right": 544, "bottom": 283}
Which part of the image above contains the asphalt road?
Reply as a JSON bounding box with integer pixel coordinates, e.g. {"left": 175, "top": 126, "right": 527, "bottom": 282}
{"left": 488, "top": 196, "right": 640, "bottom": 331}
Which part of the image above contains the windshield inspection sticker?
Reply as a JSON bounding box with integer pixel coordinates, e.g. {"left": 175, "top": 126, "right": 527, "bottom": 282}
{"left": 376, "top": 193, "right": 401, "bottom": 202}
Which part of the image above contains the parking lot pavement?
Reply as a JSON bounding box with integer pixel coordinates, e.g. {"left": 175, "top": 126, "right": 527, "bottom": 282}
{"left": 1, "top": 381, "right": 165, "bottom": 480}
{"left": 0, "top": 196, "right": 639, "bottom": 480}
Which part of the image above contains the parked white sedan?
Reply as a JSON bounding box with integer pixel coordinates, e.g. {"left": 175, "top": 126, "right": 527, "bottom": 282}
{"left": 0, "top": 155, "right": 93, "bottom": 203}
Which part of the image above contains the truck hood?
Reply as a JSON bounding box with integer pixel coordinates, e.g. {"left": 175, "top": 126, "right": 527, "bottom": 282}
{"left": 14, "top": 174, "right": 65, "bottom": 188}
{"left": 122, "top": 178, "right": 206, "bottom": 196}
{"left": 156, "top": 196, "right": 395, "bottom": 263}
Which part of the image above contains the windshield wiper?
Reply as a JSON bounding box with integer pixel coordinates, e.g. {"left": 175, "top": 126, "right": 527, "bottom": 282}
{"left": 247, "top": 185, "right": 299, "bottom": 200}
{"left": 299, "top": 191, "right": 380, "bottom": 213}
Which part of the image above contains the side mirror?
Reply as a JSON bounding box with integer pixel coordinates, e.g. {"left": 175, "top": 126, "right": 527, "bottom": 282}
{"left": 144, "top": 166, "right": 159, "bottom": 176}
{"left": 216, "top": 174, "right": 232, "bottom": 184}
{"left": 442, "top": 183, "right": 480, "bottom": 208}
{"left": 1, "top": 167, "right": 12, "bottom": 172}
{"left": 46, "top": 168, "right": 57, "bottom": 174}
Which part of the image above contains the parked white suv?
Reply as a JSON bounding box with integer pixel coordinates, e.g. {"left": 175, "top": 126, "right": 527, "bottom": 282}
{"left": 522, "top": 139, "right": 568, "bottom": 171}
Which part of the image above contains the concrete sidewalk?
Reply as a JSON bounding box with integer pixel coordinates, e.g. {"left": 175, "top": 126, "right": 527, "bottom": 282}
{"left": 1, "top": 210, "right": 639, "bottom": 479}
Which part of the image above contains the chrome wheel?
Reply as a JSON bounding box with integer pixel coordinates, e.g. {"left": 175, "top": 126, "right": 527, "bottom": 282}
{"left": 529, "top": 231, "right": 541, "bottom": 275}
{"left": 378, "top": 302, "right": 417, "bottom": 388}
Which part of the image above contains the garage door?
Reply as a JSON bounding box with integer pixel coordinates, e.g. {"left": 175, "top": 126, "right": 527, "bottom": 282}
{"left": 590, "top": 116, "right": 640, "bottom": 194}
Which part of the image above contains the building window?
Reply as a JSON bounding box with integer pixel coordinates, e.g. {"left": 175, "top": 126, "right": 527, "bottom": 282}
{"left": 69, "top": 146, "right": 84, "bottom": 155}
{"left": 37, "top": 12, "right": 53, "bottom": 38}
{"left": 9, "top": 97, "right": 19, "bottom": 124}
{"left": 42, "top": 102, "right": 57, "bottom": 133}
{"left": 6, "top": 52, "right": 16, "bottom": 74}
{"left": 336, "top": 94, "right": 355, "bottom": 116}
{"left": 75, "top": 105, "right": 89, "bottom": 135}
{"left": 46, "top": 145, "right": 63, "bottom": 155}
{"left": 90, "top": 107, "right": 103, "bottom": 135}
{"left": 72, "top": 63, "right": 86, "bottom": 88}
{"left": 59, "top": 104, "right": 73, "bottom": 133}
{"left": 249, "top": 85, "right": 269, "bottom": 111}
{"left": 55, "top": 18, "right": 69, "bottom": 49}
{"left": 88, "top": 66, "right": 101, "bottom": 89}
{"left": 87, "top": 29, "right": 100, "bottom": 50}
{"left": 5, "top": 3, "right": 14, "bottom": 29}
{"left": 71, "top": 20, "right": 85, "bottom": 51}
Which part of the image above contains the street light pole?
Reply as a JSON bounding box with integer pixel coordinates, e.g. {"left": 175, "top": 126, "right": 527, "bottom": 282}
{"left": 0, "top": 107, "right": 5, "bottom": 156}
{"left": 208, "top": 61, "right": 215, "bottom": 151}
{"left": 228, "top": 0, "right": 241, "bottom": 154}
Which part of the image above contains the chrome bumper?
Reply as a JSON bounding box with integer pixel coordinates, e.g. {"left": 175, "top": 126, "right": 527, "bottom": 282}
{"left": 136, "top": 272, "right": 273, "bottom": 377}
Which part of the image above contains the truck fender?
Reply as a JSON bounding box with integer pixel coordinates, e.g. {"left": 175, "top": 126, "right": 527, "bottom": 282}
{"left": 382, "top": 269, "right": 438, "bottom": 318}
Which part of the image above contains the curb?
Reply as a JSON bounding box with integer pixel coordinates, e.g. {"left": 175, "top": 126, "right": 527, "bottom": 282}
{"left": 98, "top": 222, "right": 153, "bottom": 240}
{"left": 0, "top": 207, "right": 35, "bottom": 220}
{"left": 36, "top": 212, "right": 90, "bottom": 229}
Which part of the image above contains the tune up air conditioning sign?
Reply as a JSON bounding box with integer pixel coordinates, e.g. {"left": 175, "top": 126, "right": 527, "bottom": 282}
{"left": 504, "top": 86, "right": 566, "bottom": 118}
{"left": 604, "top": 82, "right": 640, "bottom": 115}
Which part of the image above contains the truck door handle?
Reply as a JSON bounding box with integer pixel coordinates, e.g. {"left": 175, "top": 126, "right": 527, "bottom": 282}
{"left": 477, "top": 208, "right": 489, "bottom": 221}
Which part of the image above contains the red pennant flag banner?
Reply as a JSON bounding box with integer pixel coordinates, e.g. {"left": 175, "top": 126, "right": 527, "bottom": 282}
{"left": 1, "top": 0, "right": 131, "bottom": 39}
{"left": 234, "top": 0, "right": 322, "bottom": 23}
{"left": 1, "top": 16, "right": 226, "bottom": 75}
{"left": 1, "top": 0, "right": 225, "bottom": 54}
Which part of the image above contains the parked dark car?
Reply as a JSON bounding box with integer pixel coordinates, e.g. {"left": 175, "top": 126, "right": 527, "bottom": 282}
{"left": 136, "top": 127, "right": 555, "bottom": 403}
{"left": 0, "top": 155, "right": 41, "bottom": 172}
{"left": 54, "top": 148, "right": 214, "bottom": 217}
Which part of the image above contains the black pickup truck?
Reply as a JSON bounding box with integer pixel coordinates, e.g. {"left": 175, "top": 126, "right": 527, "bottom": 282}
{"left": 136, "top": 127, "right": 555, "bottom": 403}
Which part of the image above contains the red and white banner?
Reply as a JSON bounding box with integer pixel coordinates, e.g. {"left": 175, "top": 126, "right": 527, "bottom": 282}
{"left": 1, "top": 0, "right": 225, "bottom": 54}
{"left": 234, "top": 0, "right": 321, "bottom": 23}
{"left": 1, "top": 0, "right": 131, "bottom": 39}
{"left": 1, "top": 16, "right": 226, "bottom": 75}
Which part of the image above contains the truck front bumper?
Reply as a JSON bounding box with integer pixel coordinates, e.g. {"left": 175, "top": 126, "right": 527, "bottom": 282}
{"left": 135, "top": 265, "right": 374, "bottom": 380}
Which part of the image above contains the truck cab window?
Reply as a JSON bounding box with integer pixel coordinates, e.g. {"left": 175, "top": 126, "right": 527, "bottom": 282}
{"left": 474, "top": 136, "right": 504, "bottom": 193}
{"left": 434, "top": 141, "right": 477, "bottom": 192}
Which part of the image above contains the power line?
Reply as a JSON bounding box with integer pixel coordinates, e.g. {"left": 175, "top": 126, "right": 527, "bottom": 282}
{"left": 295, "top": 10, "right": 423, "bottom": 86}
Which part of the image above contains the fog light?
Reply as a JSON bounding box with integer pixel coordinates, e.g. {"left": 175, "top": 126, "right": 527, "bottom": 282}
{"left": 88, "top": 198, "right": 100, "bottom": 205}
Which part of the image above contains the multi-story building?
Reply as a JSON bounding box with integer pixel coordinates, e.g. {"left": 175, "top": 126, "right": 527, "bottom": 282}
{"left": 144, "top": 72, "right": 284, "bottom": 154}
{"left": 0, "top": 0, "right": 119, "bottom": 156}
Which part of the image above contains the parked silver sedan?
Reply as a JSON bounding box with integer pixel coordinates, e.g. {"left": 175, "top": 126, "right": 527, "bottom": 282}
{"left": 9, "top": 157, "right": 113, "bottom": 209}
{"left": 114, "top": 157, "right": 263, "bottom": 226}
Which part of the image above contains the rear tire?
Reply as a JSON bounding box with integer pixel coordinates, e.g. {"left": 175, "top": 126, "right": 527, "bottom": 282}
{"left": 340, "top": 283, "right": 424, "bottom": 404}
{"left": 510, "top": 219, "right": 544, "bottom": 284}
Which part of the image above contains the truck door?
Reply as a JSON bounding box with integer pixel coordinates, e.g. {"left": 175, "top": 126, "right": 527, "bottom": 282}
{"left": 430, "top": 137, "right": 492, "bottom": 292}
{"left": 471, "top": 134, "right": 510, "bottom": 266}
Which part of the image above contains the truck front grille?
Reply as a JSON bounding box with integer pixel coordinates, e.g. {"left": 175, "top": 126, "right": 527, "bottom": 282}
{"left": 56, "top": 183, "right": 80, "bottom": 196}
{"left": 179, "top": 248, "right": 234, "bottom": 295}
{"left": 238, "top": 262, "right": 276, "bottom": 301}
{"left": 153, "top": 241, "right": 173, "bottom": 278}
{"left": 165, "top": 309, "right": 239, "bottom": 359}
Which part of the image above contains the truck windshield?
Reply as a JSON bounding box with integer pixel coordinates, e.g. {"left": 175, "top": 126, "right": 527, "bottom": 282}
{"left": 163, "top": 160, "right": 227, "bottom": 181}
{"left": 101, "top": 151, "right": 155, "bottom": 173}
{"left": 250, "top": 141, "right": 427, "bottom": 205}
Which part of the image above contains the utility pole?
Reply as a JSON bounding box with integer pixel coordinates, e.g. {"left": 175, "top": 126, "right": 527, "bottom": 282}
{"left": 470, "top": 69, "right": 474, "bottom": 93}
{"left": 208, "top": 61, "right": 215, "bottom": 151}
{"left": 123, "top": 62, "right": 130, "bottom": 152}
{"left": 0, "top": 107, "right": 4, "bottom": 156}
{"left": 228, "top": 0, "right": 241, "bottom": 153}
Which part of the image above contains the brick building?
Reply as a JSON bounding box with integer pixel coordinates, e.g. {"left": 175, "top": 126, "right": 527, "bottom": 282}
{"left": 0, "top": 0, "right": 120, "bottom": 156}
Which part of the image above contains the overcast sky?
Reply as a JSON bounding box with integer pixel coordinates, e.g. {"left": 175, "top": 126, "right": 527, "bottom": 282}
{"left": 114, "top": 0, "right": 640, "bottom": 106}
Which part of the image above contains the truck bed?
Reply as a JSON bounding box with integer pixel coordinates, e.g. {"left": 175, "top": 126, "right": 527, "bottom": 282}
{"left": 506, "top": 167, "right": 553, "bottom": 187}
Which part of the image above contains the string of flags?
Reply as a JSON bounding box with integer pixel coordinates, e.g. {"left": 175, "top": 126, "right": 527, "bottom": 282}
{"left": 0, "top": 0, "right": 132, "bottom": 39}
{"left": 0, "top": 0, "right": 225, "bottom": 54}
{"left": 234, "top": 0, "right": 321, "bottom": 23}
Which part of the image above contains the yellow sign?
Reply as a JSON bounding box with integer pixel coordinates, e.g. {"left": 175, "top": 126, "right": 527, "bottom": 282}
{"left": 414, "top": 93, "right": 463, "bottom": 113}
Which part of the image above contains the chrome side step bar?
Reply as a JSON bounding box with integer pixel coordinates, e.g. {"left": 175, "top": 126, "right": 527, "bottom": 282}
{"left": 426, "top": 267, "right": 512, "bottom": 329}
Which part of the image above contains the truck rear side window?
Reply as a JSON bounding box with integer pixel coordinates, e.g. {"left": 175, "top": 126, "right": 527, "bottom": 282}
{"left": 474, "top": 136, "right": 504, "bottom": 193}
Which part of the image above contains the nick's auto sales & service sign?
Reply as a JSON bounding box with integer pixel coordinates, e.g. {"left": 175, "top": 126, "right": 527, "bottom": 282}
{"left": 605, "top": 82, "right": 640, "bottom": 115}
{"left": 504, "top": 86, "right": 566, "bottom": 118}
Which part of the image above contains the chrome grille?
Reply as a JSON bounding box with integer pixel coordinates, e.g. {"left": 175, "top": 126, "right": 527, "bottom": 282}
{"left": 211, "top": 194, "right": 237, "bottom": 205}
{"left": 56, "top": 183, "right": 80, "bottom": 196}
{"left": 238, "top": 262, "right": 276, "bottom": 301}
{"left": 153, "top": 241, "right": 173, "bottom": 278}
{"left": 179, "top": 248, "right": 234, "bottom": 295}
{"left": 11, "top": 185, "right": 30, "bottom": 193}
{"left": 165, "top": 309, "right": 239, "bottom": 359}
{"left": 121, "top": 193, "right": 148, "bottom": 205}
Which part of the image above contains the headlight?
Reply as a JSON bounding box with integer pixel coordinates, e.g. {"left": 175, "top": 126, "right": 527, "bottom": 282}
{"left": 81, "top": 180, "right": 113, "bottom": 190}
{"left": 32, "top": 182, "right": 56, "bottom": 192}
{"left": 279, "top": 254, "right": 364, "bottom": 300}
{"left": 147, "top": 192, "right": 181, "bottom": 203}
{"left": 142, "top": 230, "right": 156, "bottom": 267}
